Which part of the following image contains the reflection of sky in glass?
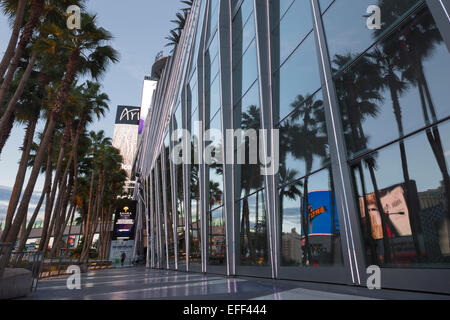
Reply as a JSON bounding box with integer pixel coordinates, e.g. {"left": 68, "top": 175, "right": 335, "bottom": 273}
{"left": 275, "top": 34, "right": 321, "bottom": 122}
{"left": 275, "top": 0, "right": 313, "bottom": 65}
{"left": 232, "top": 5, "right": 255, "bottom": 63}
{"left": 362, "top": 121, "right": 450, "bottom": 193}
{"left": 278, "top": 0, "right": 295, "bottom": 19}
{"left": 319, "top": 0, "right": 333, "bottom": 12}
{"left": 323, "top": 0, "right": 420, "bottom": 72}
{"left": 233, "top": 40, "right": 258, "bottom": 105}
{"left": 353, "top": 43, "right": 450, "bottom": 154}
{"left": 239, "top": 191, "right": 266, "bottom": 231}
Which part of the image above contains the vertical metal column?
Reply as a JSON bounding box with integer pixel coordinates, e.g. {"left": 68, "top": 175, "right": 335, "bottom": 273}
{"left": 218, "top": 0, "right": 235, "bottom": 277}
{"left": 169, "top": 118, "right": 180, "bottom": 270}
{"left": 149, "top": 169, "right": 155, "bottom": 269}
{"left": 196, "top": 0, "right": 209, "bottom": 275}
{"left": 200, "top": 0, "right": 212, "bottom": 274}
{"left": 426, "top": 0, "right": 450, "bottom": 51}
{"left": 254, "top": 0, "right": 279, "bottom": 279}
{"left": 182, "top": 85, "right": 191, "bottom": 272}
{"left": 161, "top": 140, "right": 170, "bottom": 270}
{"left": 310, "top": 0, "right": 366, "bottom": 285}
{"left": 155, "top": 158, "right": 163, "bottom": 269}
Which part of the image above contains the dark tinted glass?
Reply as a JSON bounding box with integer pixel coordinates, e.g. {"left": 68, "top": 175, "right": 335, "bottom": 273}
{"left": 273, "top": 33, "right": 321, "bottom": 123}
{"left": 238, "top": 189, "right": 269, "bottom": 266}
{"left": 208, "top": 206, "right": 226, "bottom": 265}
{"left": 278, "top": 90, "right": 330, "bottom": 187}
{"left": 322, "top": 0, "right": 422, "bottom": 74}
{"left": 280, "top": 168, "right": 344, "bottom": 267}
{"left": 335, "top": 6, "right": 450, "bottom": 157}
{"left": 352, "top": 120, "right": 450, "bottom": 268}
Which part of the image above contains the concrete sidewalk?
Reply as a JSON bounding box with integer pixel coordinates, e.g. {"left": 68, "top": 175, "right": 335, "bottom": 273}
{"left": 20, "top": 267, "right": 448, "bottom": 300}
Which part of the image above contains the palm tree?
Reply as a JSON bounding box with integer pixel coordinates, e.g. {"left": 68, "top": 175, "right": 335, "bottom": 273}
{"left": 286, "top": 94, "right": 328, "bottom": 265}
{"left": 4, "top": 12, "right": 118, "bottom": 246}
{"left": 333, "top": 53, "right": 396, "bottom": 264}
{"left": 165, "top": 3, "right": 191, "bottom": 53}
{"left": 0, "top": 67, "right": 42, "bottom": 242}
{"left": 0, "top": 0, "right": 27, "bottom": 78}
{"left": 0, "top": 0, "right": 87, "bottom": 148}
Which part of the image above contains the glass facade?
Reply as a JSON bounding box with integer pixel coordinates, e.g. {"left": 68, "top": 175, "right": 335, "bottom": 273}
{"left": 135, "top": 0, "right": 450, "bottom": 294}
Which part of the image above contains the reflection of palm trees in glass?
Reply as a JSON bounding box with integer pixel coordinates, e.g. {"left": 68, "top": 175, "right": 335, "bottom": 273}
{"left": 371, "top": 46, "right": 423, "bottom": 262}
{"left": 289, "top": 94, "right": 328, "bottom": 265}
{"left": 239, "top": 105, "right": 264, "bottom": 264}
{"left": 376, "top": 2, "right": 450, "bottom": 260}
{"left": 333, "top": 54, "right": 394, "bottom": 263}
{"left": 396, "top": 9, "right": 450, "bottom": 224}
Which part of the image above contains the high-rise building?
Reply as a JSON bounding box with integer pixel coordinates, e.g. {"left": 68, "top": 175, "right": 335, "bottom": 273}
{"left": 133, "top": 0, "right": 450, "bottom": 294}
{"left": 112, "top": 105, "right": 141, "bottom": 191}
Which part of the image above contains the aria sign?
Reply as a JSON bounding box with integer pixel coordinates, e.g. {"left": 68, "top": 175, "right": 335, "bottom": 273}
{"left": 115, "top": 105, "right": 141, "bottom": 125}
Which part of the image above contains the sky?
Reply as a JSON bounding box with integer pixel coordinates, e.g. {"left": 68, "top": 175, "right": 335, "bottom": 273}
{"left": 0, "top": 0, "right": 183, "bottom": 191}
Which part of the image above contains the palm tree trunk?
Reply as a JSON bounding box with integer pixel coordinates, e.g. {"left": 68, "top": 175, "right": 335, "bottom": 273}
{"left": 5, "top": 47, "right": 80, "bottom": 246}
{"left": 0, "top": 0, "right": 44, "bottom": 116}
{"left": 0, "top": 0, "right": 27, "bottom": 79}
{"left": 64, "top": 206, "right": 76, "bottom": 258}
{"left": 39, "top": 129, "right": 68, "bottom": 252}
{"left": 0, "top": 115, "right": 38, "bottom": 242}
{"left": 17, "top": 187, "right": 46, "bottom": 252}
{"left": 16, "top": 148, "right": 53, "bottom": 253}
{"left": 0, "top": 111, "right": 14, "bottom": 156}
{"left": 0, "top": 53, "right": 38, "bottom": 153}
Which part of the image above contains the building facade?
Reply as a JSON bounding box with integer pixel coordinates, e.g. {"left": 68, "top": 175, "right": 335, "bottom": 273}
{"left": 133, "top": 0, "right": 450, "bottom": 294}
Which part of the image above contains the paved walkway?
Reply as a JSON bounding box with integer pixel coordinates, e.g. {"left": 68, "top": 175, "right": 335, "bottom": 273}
{"left": 24, "top": 267, "right": 376, "bottom": 300}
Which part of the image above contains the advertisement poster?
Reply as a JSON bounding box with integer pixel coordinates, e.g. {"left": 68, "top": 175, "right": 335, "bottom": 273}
{"left": 112, "top": 201, "right": 137, "bottom": 241}
{"left": 359, "top": 184, "right": 413, "bottom": 240}
{"left": 302, "top": 190, "right": 340, "bottom": 236}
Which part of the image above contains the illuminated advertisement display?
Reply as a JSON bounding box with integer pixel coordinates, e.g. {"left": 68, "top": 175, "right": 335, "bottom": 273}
{"left": 302, "top": 190, "right": 340, "bottom": 236}
{"left": 112, "top": 200, "right": 137, "bottom": 241}
{"left": 359, "top": 184, "right": 413, "bottom": 240}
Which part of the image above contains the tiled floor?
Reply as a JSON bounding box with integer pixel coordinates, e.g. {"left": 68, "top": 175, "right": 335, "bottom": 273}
{"left": 24, "top": 267, "right": 377, "bottom": 300}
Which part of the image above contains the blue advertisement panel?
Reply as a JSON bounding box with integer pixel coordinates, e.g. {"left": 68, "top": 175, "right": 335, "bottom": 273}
{"left": 302, "top": 190, "right": 340, "bottom": 236}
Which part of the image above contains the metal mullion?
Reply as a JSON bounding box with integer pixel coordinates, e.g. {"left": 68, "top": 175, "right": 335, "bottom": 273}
{"left": 254, "top": 0, "right": 278, "bottom": 279}
{"left": 169, "top": 117, "right": 179, "bottom": 270}
{"left": 182, "top": 85, "right": 191, "bottom": 272}
{"left": 218, "top": 0, "right": 234, "bottom": 276}
{"left": 426, "top": 0, "right": 450, "bottom": 52}
{"left": 149, "top": 170, "right": 155, "bottom": 269}
{"left": 144, "top": 179, "right": 150, "bottom": 268}
{"left": 161, "top": 141, "right": 170, "bottom": 270}
{"left": 155, "top": 158, "right": 163, "bottom": 269}
{"left": 310, "top": 0, "right": 366, "bottom": 286}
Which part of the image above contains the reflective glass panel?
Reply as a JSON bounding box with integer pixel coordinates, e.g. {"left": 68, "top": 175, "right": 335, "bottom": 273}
{"left": 352, "top": 120, "right": 450, "bottom": 268}
{"left": 239, "top": 189, "right": 269, "bottom": 266}
{"left": 280, "top": 168, "right": 344, "bottom": 267}
{"left": 208, "top": 206, "right": 226, "bottom": 265}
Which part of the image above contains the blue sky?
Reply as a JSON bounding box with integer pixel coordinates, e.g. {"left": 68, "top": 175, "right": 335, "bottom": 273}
{"left": 0, "top": 0, "right": 183, "bottom": 191}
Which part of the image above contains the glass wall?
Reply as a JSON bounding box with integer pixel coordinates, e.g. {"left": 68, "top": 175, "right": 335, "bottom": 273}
{"left": 204, "top": 3, "right": 225, "bottom": 266}
{"left": 173, "top": 105, "right": 186, "bottom": 268}
{"left": 137, "top": 0, "right": 450, "bottom": 293}
{"left": 322, "top": 1, "right": 450, "bottom": 268}
{"left": 188, "top": 75, "right": 201, "bottom": 265}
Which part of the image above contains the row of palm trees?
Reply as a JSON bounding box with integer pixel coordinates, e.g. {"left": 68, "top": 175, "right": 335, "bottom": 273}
{"left": 0, "top": 0, "right": 127, "bottom": 261}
